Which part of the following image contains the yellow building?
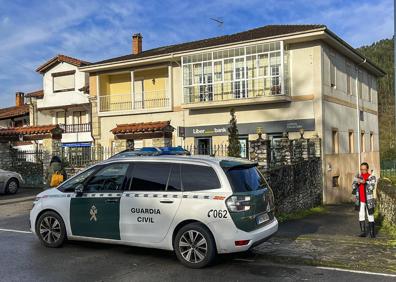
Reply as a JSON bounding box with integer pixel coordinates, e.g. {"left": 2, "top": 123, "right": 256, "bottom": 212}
{"left": 80, "top": 25, "right": 385, "bottom": 204}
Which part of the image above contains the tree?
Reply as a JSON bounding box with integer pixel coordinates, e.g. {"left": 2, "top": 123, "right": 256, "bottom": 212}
{"left": 228, "top": 108, "right": 241, "bottom": 157}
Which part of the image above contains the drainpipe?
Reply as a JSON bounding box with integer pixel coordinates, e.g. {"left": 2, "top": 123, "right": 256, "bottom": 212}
{"left": 356, "top": 58, "right": 367, "bottom": 168}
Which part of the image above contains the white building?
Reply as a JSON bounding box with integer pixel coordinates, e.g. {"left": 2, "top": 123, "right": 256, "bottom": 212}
{"left": 29, "top": 55, "right": 94, "bottom": 149}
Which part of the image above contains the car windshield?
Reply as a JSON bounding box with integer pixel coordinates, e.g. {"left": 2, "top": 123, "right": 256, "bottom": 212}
{"left": 224, "top": 165, "right": 267, "bottom": 192}
{"left": 58, "top": 167, "right": 97, "bottom": 192}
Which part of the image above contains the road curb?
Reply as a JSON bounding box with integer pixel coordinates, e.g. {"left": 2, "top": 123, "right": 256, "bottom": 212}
{"left": 0, "top": 196, "right": 36, "bottom": 206}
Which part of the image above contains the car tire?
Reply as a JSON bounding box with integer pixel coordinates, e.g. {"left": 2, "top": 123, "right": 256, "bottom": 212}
{"left": 174, "top": 223, "right": 216, "bottom": 268}
{"left": 5, "top": 178, "right": 19, "bottom": 195}
{"left": 35, "top": 211, "right": 67, "bottom": 248}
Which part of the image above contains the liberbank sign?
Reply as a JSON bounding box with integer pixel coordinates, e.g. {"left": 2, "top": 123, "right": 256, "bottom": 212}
{"left": 179, "top": 119, "right": 315, "bottom": 137}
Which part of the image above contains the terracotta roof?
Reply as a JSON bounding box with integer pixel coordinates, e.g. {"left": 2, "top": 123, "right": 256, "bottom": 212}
{"left": 111, "top": 121, "right": 173, "bottom": 135}
{"left": 0, "top": 124, "right": 63, "bottom": 136}
{"left": 0, "top": 104, "right": 29, "bottom": 120}
{"left": 36, "top": 54, "right": 90, "bottom": 74}
{"left": 25, "top": 89, "right": 44, "bottom": 99}
{"left": 90, "top": 25, "right": 326, "bottom": 66}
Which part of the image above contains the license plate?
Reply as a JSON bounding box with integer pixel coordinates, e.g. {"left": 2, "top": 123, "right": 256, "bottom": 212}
{"left": 256, "top": 213, "right": 270, "bottom": 225}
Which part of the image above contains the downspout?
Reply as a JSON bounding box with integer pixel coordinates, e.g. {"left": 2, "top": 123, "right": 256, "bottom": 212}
{"left": 171, "top": 53, "right": 185, "bottom": 147}
{"left": 356, "top": 58, "right": 367, "bottom": 167}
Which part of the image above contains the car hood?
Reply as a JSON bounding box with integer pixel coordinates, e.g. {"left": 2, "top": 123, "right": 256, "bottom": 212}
{"left": 36, "top": 188, "right": 63, "bottom": 198}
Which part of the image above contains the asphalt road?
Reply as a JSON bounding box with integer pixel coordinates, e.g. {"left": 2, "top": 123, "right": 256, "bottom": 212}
{"left": 0, "top": 204, "right": 394, "bottom": 282}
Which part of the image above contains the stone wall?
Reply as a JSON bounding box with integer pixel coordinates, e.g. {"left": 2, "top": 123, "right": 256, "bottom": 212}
{"left": 262, "top": 158, "right": 323, "bottom": 214}
{"left": 377, "top": 179, "right": 396, "bottom": 226}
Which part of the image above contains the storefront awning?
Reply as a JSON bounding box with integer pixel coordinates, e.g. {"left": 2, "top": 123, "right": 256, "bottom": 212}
{"left": 111, "top": 121, "right": 174, "bottom": 140}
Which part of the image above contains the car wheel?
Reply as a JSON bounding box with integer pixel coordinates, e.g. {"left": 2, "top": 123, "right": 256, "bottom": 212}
{"left": 174, "top": 223, "right": 216, "bottom": 268}
{"left": 5, "top": 178, "right": 19, "bottom": 195}
{"left": 36, "top": 211, "right": 66, "bottom": 248}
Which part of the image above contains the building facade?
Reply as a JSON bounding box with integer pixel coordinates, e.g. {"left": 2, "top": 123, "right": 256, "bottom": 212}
{"left": 80, "top": 25, "right": 384, "bottom": 204}
{"left": 30, "top": 55, "right": 94, "bottom": 150}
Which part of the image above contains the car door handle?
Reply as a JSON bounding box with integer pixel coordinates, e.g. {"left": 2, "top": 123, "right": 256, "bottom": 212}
{"left": 105, "top": 199, "right": 119, "bottom": 203}
{"left": 160, "top": 200, "right": 174, "bottom": 204}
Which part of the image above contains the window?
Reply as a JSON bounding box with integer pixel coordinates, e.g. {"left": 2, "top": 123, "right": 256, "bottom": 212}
{"left": 360, "top": 132, "right": 365, "bottom": 152}
{"left": 73, "top": 111, "right": 87, "bottom": 124}
{"left": 181, "top": 164, "right": 221, "bottom": 191}
{"left": 225, "top": 166, "right": 266, "bottom": 192}
{"left": 56, "top": 111, "right": 65, "bottom": 125}
{"left": 85, "top": 163, "right": 129, "bottom": 192}
{"left": 368, "top": 75, "right": 372, "bottom": 102}
{"left": 332, "top": 176, "right": 339, "bottom": 187}
{"left": 53, "top": 71, "right": 75, "bottom": 92}
{"left": 329, "top": 52, "right": 336, "bottom": 88}
{"left": 332, "top": 129, "right": 339, "bottom": 154}
{"left": 358, "top": 70, "right": 363, "bottom": 98}
{"left": 58, "top": 167, "right": 97, "bottom": 193}
{"left": 360, "top": 110, "right": 364, "bottom": 121}
{"left": 370, "top": 132, "right": 374, "bottom": 151}
{"left": 348, "top": 131, "right": 354, "bottom": 153}
{"left": 130, "top": 162, "right": 172, "bottom": 191}
{"left": 182, "top": 41, "right": 283, "bottom": 103}
{"left": 346, "top": 63, "right": 352, "bottom": 95}
{"left": 167, "top": 164, "right": 182, "bottom": 191}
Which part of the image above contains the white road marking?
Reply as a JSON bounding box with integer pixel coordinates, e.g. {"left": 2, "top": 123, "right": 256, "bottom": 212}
{"left": 317, "top": 266, "right": 396, "bottom": 277}
{"left": 0, "top": 228, "right": 32, "bottom": 234}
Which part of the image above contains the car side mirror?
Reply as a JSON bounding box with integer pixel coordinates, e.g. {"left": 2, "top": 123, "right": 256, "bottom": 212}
{"left": 75, "top": 184, "right": 84, "bottom": 197}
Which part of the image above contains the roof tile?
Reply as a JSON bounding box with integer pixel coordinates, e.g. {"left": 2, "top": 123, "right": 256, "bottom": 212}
{"left": 111, "top": 121, "right": 173, "bottom": 135}
{"left": 0, "top": 124, "right": 63, "bottom": 136}
{"left": 0, "top": 105, "right": 29, "bottom": 120}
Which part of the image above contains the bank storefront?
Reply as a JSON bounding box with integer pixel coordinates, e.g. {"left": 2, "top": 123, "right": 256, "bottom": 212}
{"left": 179, "top": 118, "right": 315, "bottom": 157}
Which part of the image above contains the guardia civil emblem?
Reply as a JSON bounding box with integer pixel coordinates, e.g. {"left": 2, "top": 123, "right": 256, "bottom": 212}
{"left": 89, "top": 205, "right": 98, "bottom": 221}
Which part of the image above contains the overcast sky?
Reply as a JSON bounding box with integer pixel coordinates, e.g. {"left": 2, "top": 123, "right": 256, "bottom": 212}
{"left": 0, "top": 0, "right": 393, "bottom": 107}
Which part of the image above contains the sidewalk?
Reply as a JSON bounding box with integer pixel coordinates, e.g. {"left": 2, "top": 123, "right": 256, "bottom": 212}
{"left": 0, "top": 187, "right": 42, "bottom": 205}
{"left": 254, "top": 205, "right": 396, "bottom": 274}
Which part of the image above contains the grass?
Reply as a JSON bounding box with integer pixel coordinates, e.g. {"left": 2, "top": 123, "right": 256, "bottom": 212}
{"left": 374, "top": 209, "right": 396, "bottom": 240}
{"left": 276, "top": 206, "right": 327, "bottom": 223}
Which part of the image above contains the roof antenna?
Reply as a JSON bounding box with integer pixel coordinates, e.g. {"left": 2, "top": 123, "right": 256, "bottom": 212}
{"left": 210, "top": 17, "right": 224, "bottom": 27}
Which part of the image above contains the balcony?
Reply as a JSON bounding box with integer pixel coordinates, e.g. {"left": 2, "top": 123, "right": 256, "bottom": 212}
{"left": 99, "top": 91, "right": 170, "bottom": 113}
{"left": 182, "top": 81, "right": 290, "bottom": 110}
{"left": 59, "top": 123, "right": 91, "bottom": 133}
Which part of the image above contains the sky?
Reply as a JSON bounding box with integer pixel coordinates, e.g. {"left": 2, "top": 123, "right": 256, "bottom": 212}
{"left": 0, "top": 0, "right": 394, "bottom": 107}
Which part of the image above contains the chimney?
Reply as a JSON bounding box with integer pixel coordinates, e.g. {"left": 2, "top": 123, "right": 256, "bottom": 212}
{"left": 132, "top": 33, "right": 143, "bottom": 55}
{"left": 15, "top": 92, "right": 25, "bottom": 107}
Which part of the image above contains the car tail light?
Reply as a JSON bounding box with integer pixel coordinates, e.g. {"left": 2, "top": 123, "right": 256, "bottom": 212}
{"left": 235, "top": 240, "right": 250, "bottom": 246}
{"left": 226, "top": 195, "right": 251, "bottom": 212}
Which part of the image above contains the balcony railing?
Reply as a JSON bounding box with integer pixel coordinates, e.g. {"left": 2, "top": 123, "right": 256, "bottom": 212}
{"left": 59, "top": 123, "right": 91, "bottom": 133}
{"left": 183, "top": 79, "right": 285, "bottom": 104}
{"left": 99, "top": 91, "right": 170, "bottom": 112}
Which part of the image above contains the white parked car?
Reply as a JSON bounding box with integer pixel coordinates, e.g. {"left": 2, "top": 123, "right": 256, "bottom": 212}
{"left": 0, "top": 169, "right": 24, "bottom": 195}
{"left": 30, "top": 155, "right": 278, "bottom": 268}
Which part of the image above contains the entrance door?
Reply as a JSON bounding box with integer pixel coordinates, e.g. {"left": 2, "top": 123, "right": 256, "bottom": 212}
{"left": 120, "top": 162, "right": 182, "bottom": 243}
{"left": 70, "top": 163, "right": 129, "bottom": 240}
{"left": 134, "top": 79, "right": 144, "bottom": 109}
{"left": 196, "top": 137, "right": 212, "bottom": 155}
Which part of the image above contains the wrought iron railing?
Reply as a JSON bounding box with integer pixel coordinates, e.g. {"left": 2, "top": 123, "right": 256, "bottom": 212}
{"left": 59, "top": 123, "right": 91, "bottom": 133}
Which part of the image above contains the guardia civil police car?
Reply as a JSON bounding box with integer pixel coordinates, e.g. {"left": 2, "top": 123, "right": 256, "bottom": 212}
{"left": 30, "top": 155, "right": 278, "bottom": 268}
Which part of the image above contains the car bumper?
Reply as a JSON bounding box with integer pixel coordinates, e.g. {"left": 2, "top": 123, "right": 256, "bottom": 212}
{"left": 208, "top": 217, "right": 278, "bottom": 254}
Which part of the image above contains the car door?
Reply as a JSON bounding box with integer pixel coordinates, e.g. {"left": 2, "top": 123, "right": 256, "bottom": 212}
{"left": 120, "top": 162, "right": 182, "bottom": 243}
{"left": 70, "top": 162, "right": 129, "bottom": 240}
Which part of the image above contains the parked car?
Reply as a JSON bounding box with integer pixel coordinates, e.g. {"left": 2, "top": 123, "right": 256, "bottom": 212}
{"left": 0, "top": 169, "right": 24, "bottom": 195}
{"left": 160, "top": 146, "right": 191, "bottom": 155}
{"left": 30, "top": 155, "right": 277, "bottom": 268}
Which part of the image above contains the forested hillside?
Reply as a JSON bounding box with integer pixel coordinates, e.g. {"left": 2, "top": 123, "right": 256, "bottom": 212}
{"left": 358, "top": 38, "right": 395, "bottom": 161}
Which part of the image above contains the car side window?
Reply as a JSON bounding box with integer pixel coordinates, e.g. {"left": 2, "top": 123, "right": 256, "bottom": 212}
{"left": 58, "top": 167, "right": 98, "bottom": 193}
{"left": 129, "top": 162, "right": 173, "bottom": 191}
{"left": 181, "top": 164, "right": 221, "bottom": 191}
{"left": 84, "top": 163, "right": 129, "bottom": 192}
{"left": 167, "top": 164, "right": 182, "bottom": 192}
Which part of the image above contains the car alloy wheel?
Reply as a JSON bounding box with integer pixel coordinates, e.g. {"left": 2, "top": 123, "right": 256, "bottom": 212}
{"left": 179, "top": 230, "right": 208, "bottom": 264}
{"left": 6, "top": 179, "right": 18, "bottom": 194}
{"left": 36, "top": 211, "right": 66, "bottom": 248}
{"left": 39, "top": 216, "right": 61, "bottom": 244}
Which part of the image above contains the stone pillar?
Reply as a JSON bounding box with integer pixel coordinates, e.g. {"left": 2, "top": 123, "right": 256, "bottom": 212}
{"left": 275, "top": 132, "right": 291, "bottom": 166}
{"left": 310, "top": 133, "right": 321, "bottom": 158}
{"left": 152, "top": 137, "right": 172, "bottom": 147}
{"left": 249, "top": 134, "right": 271, "bottom": 171}
{"left": 113, "top": 139, "right": 127, "bottom": 154}
{"left": 0, "top": 142, "right": 12, "bottom": 170}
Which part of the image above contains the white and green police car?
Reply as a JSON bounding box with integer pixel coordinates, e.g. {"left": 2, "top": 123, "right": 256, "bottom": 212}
{"left": 30, "top": 155, "right": 278, "bottom": 268}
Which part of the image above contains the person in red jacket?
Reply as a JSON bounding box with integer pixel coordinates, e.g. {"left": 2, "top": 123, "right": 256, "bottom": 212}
{"left": 352, "top": 162, "right": 376, "bottom": 238}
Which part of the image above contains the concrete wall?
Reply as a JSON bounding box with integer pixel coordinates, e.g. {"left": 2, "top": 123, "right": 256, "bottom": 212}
{"left": 37, "top": 62, "right": 89, "bottom": 109}
{"left": 321, "top": 43, "right": 380, "bottom": 203}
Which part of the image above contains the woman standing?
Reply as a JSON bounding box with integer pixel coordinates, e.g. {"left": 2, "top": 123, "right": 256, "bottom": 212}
{"left": 352, "top": 162, "right": 376, "bottom": 238}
